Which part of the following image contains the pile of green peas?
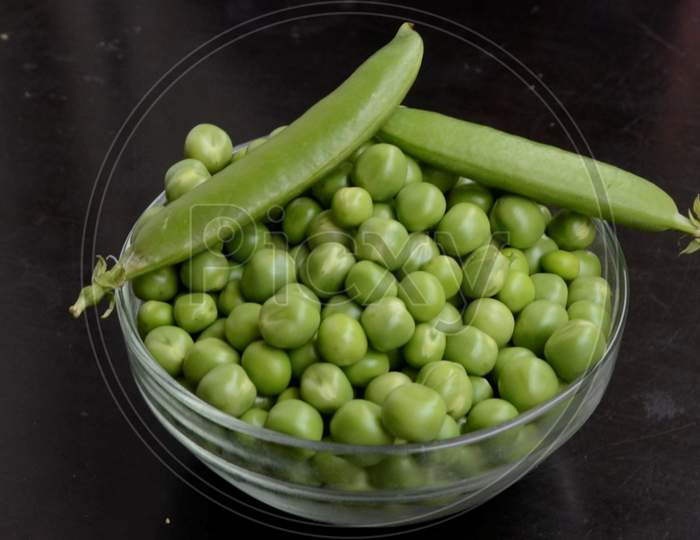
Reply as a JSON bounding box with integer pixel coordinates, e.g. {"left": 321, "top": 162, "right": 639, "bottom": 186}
{"left": 136, "top": 123, "right": 613, "bottom": 450}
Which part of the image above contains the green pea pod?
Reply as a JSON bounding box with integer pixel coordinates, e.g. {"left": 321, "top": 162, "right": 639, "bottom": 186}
{"left": 379, "top": 107, "right": 700, "bottom": 253}
{"left": 71, "top": 23, "right": 423, "bottom": 317}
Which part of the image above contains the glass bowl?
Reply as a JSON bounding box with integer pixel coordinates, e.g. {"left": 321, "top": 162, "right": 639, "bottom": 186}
{"left": 116, "top": 192, "right": 628, "bottom": 527}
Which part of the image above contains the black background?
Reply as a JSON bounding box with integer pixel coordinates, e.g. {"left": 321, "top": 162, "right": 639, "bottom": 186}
{"left": 2, "top": 1, "right": 699, "bottom": 538}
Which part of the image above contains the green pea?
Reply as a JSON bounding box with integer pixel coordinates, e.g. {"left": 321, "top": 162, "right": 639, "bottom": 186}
{"left": 436, "top": 415, "right": 461, "bottom": 440}
{"left": 493, "top": 346, "right": 535, "bottom": 381}
{"left": 364, "top": 372, "right": 411, "bottom": 405}
{"left": 312, "top": 162, "right": 352, "bottom": 207}
{"left": 197, "top": 318, "right": 226, "bottom": 341}
{"left": 497, "top": 271, "right": 536, "bottom": 313}
{"left": 144, "top": 325, "right": 194, "bottom": 376}
{"left": 173, "top": 292, "right": 218, "bottom": 333}
{"left": 306, "top": 210, "right": 354, "bottom": 250}
{"left": 465, "top": 398, "right": 519, "bottom": 432}
{"left": 345, "top": 260, "right": 397, "bottom": 305}
{"left": 317, "top": 313, "right": 368, "bottom": 367}
{"left": 288, "top": 244, "right": 309, "bottom": 277}
{"left": 489, "top": 195, "right": 546, "bottom": 249}
{"left": 265, "top": 399, "right": 324, "bottom": 443}
{"left": 254, "top": 395, "right": 275, "bottom": 411}
{"left": 299, "top": 363, "right": 354, "bottom": 413}
{"left": 397, "top": 271, "right": 446, "bottom": 322}
{"left": 275, "top": 386, "right": 300, "bottom": 403}
{"left": 501, "top": 247, "right": 530, "bottom": 274}
{"left": 351, "top": 142, "right": 372, "bottom": 163}
{"left": 469, "top": 376, "right": 493, "bottom": 405}
{"left": 225, "top": 222, "right": 271, "bottom": 263}
{"left": 217, "top": 279, "right": 245, "bottom": 316}
{"left": 224, "top": 302, "right": 261, "bottom": 351}
{"left": 288, "top": 341, "right": 320, "bottom": 380}
{"left": 137, "top": 300, "right": 174, "bottom": 336}
{"left": 196, "top": 363, "right": 256, "bottom": 417}
{"left": 444, "top": 325, "right": 498, "bottom": 376}
{"left": 355, "top": 217, "right": 409, "bottom": 271}
{"left": 240, "top": 342, "right": 291, "bottom": 397}
{"left": 430, "top": 445, "right": 486, "bottom": 477}
{"left": 342, "top": 350, "right": 390, "bottom": 387}
{"left": 280, "top": 462, "right": 324, "bottom": 486}
{"left": 361, "top": 297, "right": 415, "bottom": 352}
{"left": 240, "top": 407, "right": 268, "bottom": 427}
{"left": 571, "top": 250, "right": 602, "bottom": 278}
{"left": 435, "top": 203, "right": 491, "bottom": 257}
{"left": 404, "top": 156, "right": 423, "bottom": 185}
{"left": 447, "top": 181, "right": 494, "bottom": 213}
{"left": 531, "top": 272, "right": 569, "bottom": 307}
{"left": 498, "top": 356, "right": 559, "bottom": 411}
{"left": 429, "top": 303, "right": 463, "bottom": 334}
{"left": 567, "top": 276, "right": 612, "bottom": 307}
{"left": 372, "top": 202, "right": 395, "bottom": 220}
{"left": 352, "top": 143, "right": 407, "bottom": 201}
{"left": 512, "top": 300, "right": 569, "bottom": 356}
{"left": 240, "top": 248, "right": 296, "bottom": 303}
{"left": 132, "top": 265, "right": 179, "bottom": 302}
{"left": 404, "top": 323, "right": 446, "bottom": 368}
{"left": 228, "top": 263, "right": 244, "bottom": 282}
{"left": 330, "top": 399, "right": 393, "bottom": 445}
{"left": 395, "top": 182, "right": 446, "bottom": 232}
{"left": 463, "top": 298, "right": 515, "bottom": 348}
{"left": 541, "top": 250, "right": 580, "bottom": 281}
{"left": 422, "top": 255, "right": 462, "bottom": 299}
{"left": 417, "top": 361, "right": 472, "bottom": 419}
{"left": 274, "top": 282, "right": 321, "bottom": 312}
{"left": 547, "top": 210, "right": 596, "bottom": 251}
{"left": 368, "top": 456, "right": 426, "bottom": 489}
{"left": 164, "top": 158, "right": 210, "bottom": 202}
{"left": 397, "top": 233, "right": 440, "bottom": 278}
{"left": 183, "top": 337, "right": 239, "bottom": 386}
{"left": 461, "top": 244, "right": 510, "bottom": 298}
{"left": 312, "top": 452, "right": 371, "bottom": 491}
{"left": 539, "top": 204, "right": 553, "bottom": 225}
{"left": 331, "top": 187, "right": 374, "bottom": 228}
{"left": 422, "top": 165, "right": 458, "bottom": 193}
{"left": 523, "top": 235, "right": 558, "bottom": 274}
{"left": 283, "top": 197, "right": 322, "bottom": 245}
{"left": 499, "top": 422, "right": 542, "bottom": 462}
{"left": 381, "top": 383, "right": 446, "bottom": 442}
{"left": 544, "top": 319, "right": 606, "bottom": 382}
{"left": 183, "top": 123, "right": 233, "bottom": 174}
{"left": 321, "top": 295, "right": 362, "bottom": 321}
{"left": 259, "top": 293, "right": 321, "bottom": 349}
{"left": 568, "top": 300, "right": 612, "bottom": 334}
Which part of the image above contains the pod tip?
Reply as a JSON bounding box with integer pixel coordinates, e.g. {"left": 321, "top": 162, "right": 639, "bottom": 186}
{"left": 680, "top": 238, "right": 700, "bottom": 255}
{"left": 398, "top": 22, "right": 415, "bottom": 34}
{"left": 69, "top": 256, "right": 125, "bottom": 318}
{"left": 679, "top": 195, "right": 700, "bottom": 255}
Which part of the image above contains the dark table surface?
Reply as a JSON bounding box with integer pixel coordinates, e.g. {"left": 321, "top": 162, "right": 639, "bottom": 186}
{"left": 2, "top": 1, "right": 699, "bottom": 538}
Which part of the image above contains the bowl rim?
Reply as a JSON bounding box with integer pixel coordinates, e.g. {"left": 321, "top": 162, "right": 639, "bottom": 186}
{"left": 116, "top": 195, "right": 629, "bottom": 455}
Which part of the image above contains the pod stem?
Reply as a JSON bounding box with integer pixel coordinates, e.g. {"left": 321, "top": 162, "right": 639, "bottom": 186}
{"left": 69, "top": 256, "right": 125, "bottom": 318}
{"left": 678, "top": 195, "right": 700, "bottom": 255}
